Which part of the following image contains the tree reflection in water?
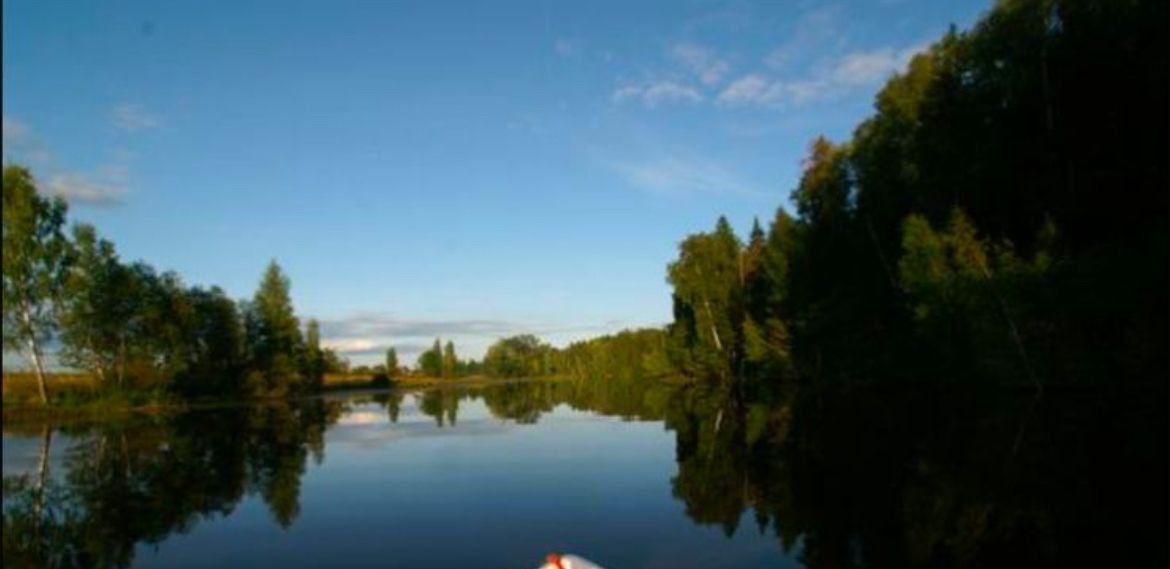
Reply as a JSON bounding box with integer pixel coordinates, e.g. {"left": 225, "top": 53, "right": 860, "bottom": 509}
{"left": 3, "top": 399, "right": 342, "bottom": 569}
{"left": 3, "top": 377, "right": 1165, "bottom": 568}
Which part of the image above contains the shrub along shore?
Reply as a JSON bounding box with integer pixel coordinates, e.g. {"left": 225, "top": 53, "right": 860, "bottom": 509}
{"left": 0, "top": 371, "right": 568, "bottom": 425}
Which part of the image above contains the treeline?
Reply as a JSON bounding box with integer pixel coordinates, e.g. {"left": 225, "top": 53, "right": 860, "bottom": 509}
{"left": 651, "top": 3, "right": 1168, "bottom": 562}
{"left": 484, "top": 2, "right": 1163, "bottom": 395}
{"left": 663, "top": 0, "right": 1166, "bottom": 394}
{"left": 2, "top": 166, "right": 343, "bottom": 402}
{"left": 477, "top": 330, "right": 673, "bottom": 382}
{"left": 415, "top": 338, "right": 481, "bottom": 378}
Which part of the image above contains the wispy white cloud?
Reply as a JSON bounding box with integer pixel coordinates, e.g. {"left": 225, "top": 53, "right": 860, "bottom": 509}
{"left": 607, "top": 8, "right": 926, "bottom": 113}
{"left": 316, "top": 312, "right": 618, "bottom": 363}
{"left": 45, "top": 164, "right": 129, "bottom": 206}
{"left": 718, "top": 42, "right": 928, "bottom": 108}
{"left": 322, "top": 338, "right": 389, "bottom": 355}
{"left": 46, "top": 175, "right": 126, "bottom": 206}
{"left": 3, "top": 117, "right": 137, "bottom": 206}
{"left": 611, "top": 81, "right": 703, "bottom": 108}
{"left": 670, "top": 43, "right": 730, "bottom": 86}
{"left": 607, "top": 153, "right": 761, "bottom": 197}
{"left": 830, "top": 44, "right": 926, "bottom": 86}
{"left": 111, "top": 104, "right": 162, "bottom": 132}
{"left": 322, "top": 314, "right": 526, "bottom": 342}
{"left": 715, "top": 74, "right": 785, "bottom": 107}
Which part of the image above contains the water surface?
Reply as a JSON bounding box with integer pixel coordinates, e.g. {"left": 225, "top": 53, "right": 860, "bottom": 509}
{"left": 4, "top": 379, "right": 1165, "bottom": 568}
{"left": 2, "top": 384, "right": 794, "bottom": 569}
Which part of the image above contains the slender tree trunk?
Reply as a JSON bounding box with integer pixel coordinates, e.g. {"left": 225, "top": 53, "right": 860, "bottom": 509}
{"left": 693, "top": 266, "right": 724, "bottom": 352}
{"left": 34, "top": 424, "right": 52, "bottom": 553}
{"left": 117, "top": 335, "right": 126, "bottom": 388}
{"left": 20, "top": 304, "right": 49, "bottom": 404}
{"left": 865, "top": 217, "right": 900, "bottom": 292}
{"left": 703, "top": 298, "right": 723, "bottom": 352}
{"left": 976, "top": 261, "right": 1042, "bottom": 400}
{"left": 27, "top": 339, "right": 49, "bottom": 404}
{"left": 87, "top": 335, "right": 107, "bottom": 386}
{"left": 708, "top": 408, "right": 724, "bottom": 461}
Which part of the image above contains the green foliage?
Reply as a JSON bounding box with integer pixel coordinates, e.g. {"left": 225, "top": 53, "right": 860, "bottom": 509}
{"left": 322, "top": 348, "right": 348, "bottom": 374}
{"left": 418, "top": 388, "right": 461, "bottom": 426}
{"left": 384, "top": 347, "right": 398, "bottom": 377}
{"left": 792, "top": 137, "right": 851, "bottom": 225}
{"left": 2, "top": 166, "right": 71, "bottom": 402}
{"left": 57, "top": 224, "right": 132, "bottom": 386}
{"left": 556, "top": 328, "right": 673, "bottom": 383}
{"left": 302, "top": 319, "right": 324, "bottom": 390}
{"left": 898, "top": 208, "right": 1060, "bottom": 384}
{"left": 2, "top": 399, "right": 341, "bottom": 568}
{"left": 664, "top": 209, "right": 803, "bottom": 387}
{"left": 176, "top": 286, "right": 247, "bottom": 396}
{"left": 441, "top": 340, "right": 457, "bottom": 378}
{"left": 416, "top": 338, "right": 442, "bottom": 376}
{"left": 662, "top": 0, "right": 1166, "bottom": 393}
{"left": 244, "top": 261, "right": 307, "bottom": 396}
{"left": 1, "top": 184, "right": 322, "bottom": 402}
{"left": 666, "top": 216, "right": 745, "bottom": 382}
{"left": 483, "top": 334, "right": 555, "bottom": 378}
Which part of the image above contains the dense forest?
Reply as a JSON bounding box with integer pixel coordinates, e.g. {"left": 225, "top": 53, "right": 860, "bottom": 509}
{"left": 648, "top": 0, "right": 1167, "bottom": 565}
{"left": 4, "top": 171, "right": 502, "bottom": 402}
{"left": 496, "top": 0, "right": 1167, "bottom": 406}
{"left": 487, "top": 0, "right": 1168, "bottom": 563}
{"left": 661, "top": 0, "right": 1165, "bottom": 396}
{"left": 3, "top": 166, "right": 347, "bottom": 402}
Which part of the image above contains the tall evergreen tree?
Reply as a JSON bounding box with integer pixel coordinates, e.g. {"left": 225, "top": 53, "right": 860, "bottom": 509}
{"left": 442, "top": 340, "right": 458, "bottom": 378}
{"left": 385, "top": 347, "right": 398, "bottom": 377}
{"left": 245, "top": 260, "right": 305, "bottom": 395}
{"left": 303, "top": 319, "right": 323, "bottom": 390}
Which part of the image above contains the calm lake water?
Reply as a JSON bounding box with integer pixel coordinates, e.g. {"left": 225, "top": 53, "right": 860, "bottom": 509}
{"left": 2, "top": 383, "right": 795, "bottom": 569}
{"left": 3, "top": 380, "right": 1165, "bottom": 568}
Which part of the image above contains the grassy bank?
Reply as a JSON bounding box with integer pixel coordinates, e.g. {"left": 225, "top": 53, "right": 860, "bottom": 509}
{"left": 3, "top": 371, "right": 551, "bottom": 426}
{"left": 2, "top": 372, "right": 179, "bottom": 425}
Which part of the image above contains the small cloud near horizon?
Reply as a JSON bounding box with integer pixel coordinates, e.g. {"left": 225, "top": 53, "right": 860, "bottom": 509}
{"left": 317, "top": 312, "right": 636, "bottom": 364}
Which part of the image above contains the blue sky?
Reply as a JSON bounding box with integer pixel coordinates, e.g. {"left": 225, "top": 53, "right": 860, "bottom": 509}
{"left": 3, "top": 0, "right": 990, "bottom": 365}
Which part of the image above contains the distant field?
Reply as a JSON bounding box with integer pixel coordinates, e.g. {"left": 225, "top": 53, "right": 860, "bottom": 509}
{"left": 2, "top": 370, "right": 544, "bottom": 426}
{"left": 2, "top": 372, "right": 97, "bottom": 405}
{"left": 323, "top": 373, "right": 528, "bottom": 390}
{"left": 4, "top": 371, "right": 529, "bottom": 402}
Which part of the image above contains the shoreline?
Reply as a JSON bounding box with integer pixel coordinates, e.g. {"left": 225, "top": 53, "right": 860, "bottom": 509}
{"left": 1, "top": 374, "right": 566, "bottom": 429}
